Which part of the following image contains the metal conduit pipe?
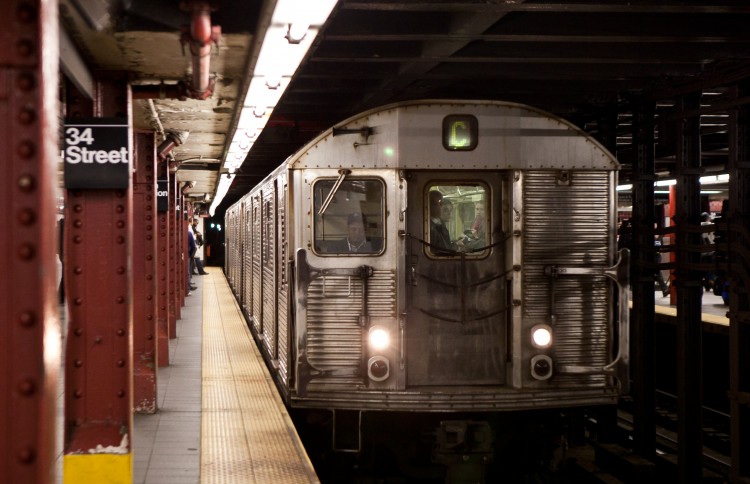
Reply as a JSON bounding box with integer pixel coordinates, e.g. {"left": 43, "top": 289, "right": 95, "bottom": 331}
{"left": 180, "top": 0, "right": 221, "bottom": 100}
{"left": 131, "top": 1, "right": 221, "bottom": 100}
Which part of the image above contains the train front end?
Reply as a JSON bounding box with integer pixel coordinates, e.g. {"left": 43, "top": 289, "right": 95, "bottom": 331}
{"left": 288, "top": 101, "right": 629, "bottom": 413}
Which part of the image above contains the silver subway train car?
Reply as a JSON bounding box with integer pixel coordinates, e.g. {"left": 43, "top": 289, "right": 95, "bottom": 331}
{"left": 225, "top": 100, "right": 629, "bottom": 455}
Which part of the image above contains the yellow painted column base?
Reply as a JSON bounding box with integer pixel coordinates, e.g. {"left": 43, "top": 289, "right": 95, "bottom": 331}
{"left": 64, "top": 453, "right": 132, "bottom": 484}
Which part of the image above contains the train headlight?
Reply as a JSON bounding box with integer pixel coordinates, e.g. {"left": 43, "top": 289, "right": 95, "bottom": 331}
{"left": 368, "top": 327, "right": 390, "bottom": 351}
{"left": 531, "top": 325, "right": 553, "bottom": 349}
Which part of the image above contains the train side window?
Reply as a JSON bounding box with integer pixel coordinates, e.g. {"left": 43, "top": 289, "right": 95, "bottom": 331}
{"left": 313, "top": 178, "right": 385, "bottom": 255}
{"left": 426, "top": 183, "right": 489, "bottom": 258}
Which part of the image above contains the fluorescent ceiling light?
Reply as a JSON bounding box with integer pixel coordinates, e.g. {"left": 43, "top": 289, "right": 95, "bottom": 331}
{"left": 617, "top": 174, "right": 731, "bottom": 192}
{"left": 212, "top": 0, "right": 338, "bottom": 216}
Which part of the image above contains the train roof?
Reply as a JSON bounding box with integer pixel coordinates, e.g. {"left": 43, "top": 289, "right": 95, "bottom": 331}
{"left": 284, "top": 100, "right": 619, "bottom": 172}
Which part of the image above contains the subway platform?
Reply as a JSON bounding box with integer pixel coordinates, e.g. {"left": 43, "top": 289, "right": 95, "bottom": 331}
{"left": 55, "top": 269, "right": 319, "bottom": 484}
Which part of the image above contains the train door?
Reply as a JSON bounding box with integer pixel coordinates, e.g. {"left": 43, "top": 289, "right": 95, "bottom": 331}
{"left": 404, "top": 172, "right": 507, "bottom": 386}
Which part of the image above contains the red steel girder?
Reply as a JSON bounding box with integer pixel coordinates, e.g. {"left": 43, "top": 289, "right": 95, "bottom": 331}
{"left": 63, "top": 76, "right": 133, "bottom": 458}
{"left": 169, "top": 175, "right": 180, "bottom": 334}
{"left": 0, "top": 1, "right": 60, "bottom": 482}
{"left": 157, "top": 162, "right": 171, "bottom": 366}
{"left": 132, "top": 131, "right": 158, "bottom": 413}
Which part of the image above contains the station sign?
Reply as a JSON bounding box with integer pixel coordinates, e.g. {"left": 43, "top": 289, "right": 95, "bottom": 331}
{"left": 63, "top": 118, "right": 129, "bottom": 189}
{"left": 157, "top": 179, "right": 169, "bottom": 212}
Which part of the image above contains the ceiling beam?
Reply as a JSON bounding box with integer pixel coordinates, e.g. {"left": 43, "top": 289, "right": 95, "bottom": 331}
{"left": 341, "top": 3, "right": 750, "bottom": 15}
{"left": 324, "top": 34, "right": 750, "bottom": 44}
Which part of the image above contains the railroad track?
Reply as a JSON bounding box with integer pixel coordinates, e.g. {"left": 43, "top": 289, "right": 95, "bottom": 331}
{"left": 617, "top": 391, "right": 731, "bottom": 478}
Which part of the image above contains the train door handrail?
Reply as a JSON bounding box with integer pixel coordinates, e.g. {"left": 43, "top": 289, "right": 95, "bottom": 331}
{"left": 544, "top": 249, "right": 631, "bottom": 394}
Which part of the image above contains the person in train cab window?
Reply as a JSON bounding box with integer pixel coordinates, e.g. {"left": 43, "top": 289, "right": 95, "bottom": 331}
{"left": 331, "top": 212, "right": 373, "bottom": 253}
{"left": 429, "top": 191, "right": 462, "bottom": 253}
{"left": 470, "top": 201, "right": 485, "bottom": 239}
{"left": 462, "top": 201, "right": 487, "bottom": 250}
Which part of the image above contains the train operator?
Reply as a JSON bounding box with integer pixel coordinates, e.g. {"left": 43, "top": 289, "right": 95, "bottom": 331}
{"left": 331, "top": 212, "right": 373, "bottom": 253}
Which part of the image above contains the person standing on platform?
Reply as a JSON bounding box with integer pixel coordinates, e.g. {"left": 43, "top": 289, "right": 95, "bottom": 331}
{"left": 192, "top": 221, "right": 209, "bottom": 275}
{"left": 654, "top": 224, "right": 669, "bottom": 298}
{"left": 187, "top": 224, "right": 197, "bottom": 294}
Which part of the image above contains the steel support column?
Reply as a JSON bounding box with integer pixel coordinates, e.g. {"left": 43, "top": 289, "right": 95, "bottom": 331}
{"left": 728, "top": 83, "right": 750, "bottom": 482}
{"left": 132, "top": 131, "right": 158, "bottom": 413}
{"left": 631, "top": 102, "right": 657, "bottom": 458}
{"left": 63, "top": 76, "right": 133, "bottom": 483}
{"left": 674, "top": 92, "right": 704, "bottom": 481}
{"left": 0, "top": 1, "right": 59, "bottom": 482}
{"left": 157, "top": 162, "right": 171, "bottom": 365}
{"left": 169, "top": 175, "right": 181, "bottom": 331}
{"left": 593, "top": 108, "right": 620, "bottom": 445}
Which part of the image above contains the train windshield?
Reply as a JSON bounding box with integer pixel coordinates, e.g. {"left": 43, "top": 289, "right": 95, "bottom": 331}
{"left": 427, "top": 183, "right": 489, "bottom": 258}
{"left": 313, "top": 178, "right": 385, "bottom": 255}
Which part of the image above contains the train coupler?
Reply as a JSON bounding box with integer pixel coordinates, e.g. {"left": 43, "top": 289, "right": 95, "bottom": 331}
{"left": 432, "top": 420, "right": 494, "bottom": 484}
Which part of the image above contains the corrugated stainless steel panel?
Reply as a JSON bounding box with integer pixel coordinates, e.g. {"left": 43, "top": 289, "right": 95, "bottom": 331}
{"left": 252, "top": 196, "right": 262, "bottom": 333}
{"left": 262, "top": 186, "right": 277, "bottom": 358}
{"left": 306, "top": 270, "right": 396, "bottom": 374}
{"left": 523, "top": 171, "right": 611, "bottom": 388}
{"left": 242, "top": 202, "right": 253, "bottom": 317}
{"left": 277, "top": 178, "right": 289, "bottom": 384}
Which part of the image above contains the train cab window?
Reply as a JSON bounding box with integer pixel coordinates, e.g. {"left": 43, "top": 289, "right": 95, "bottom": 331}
{"left": 427, "top": 183, "right": 489, "bottom": 258}
{"left": 313, "top": 178, "right": 385, "bottom": 255}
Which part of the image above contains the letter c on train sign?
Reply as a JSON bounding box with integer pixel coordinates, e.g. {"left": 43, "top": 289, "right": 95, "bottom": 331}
{"left": 63, "top": 118, "right": 130, "bottom": 189}
{"left": 442, "top": 114, "right": 478, "bottom": 151}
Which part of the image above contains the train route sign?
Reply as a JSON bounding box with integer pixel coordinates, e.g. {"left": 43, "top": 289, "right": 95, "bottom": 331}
{"left": 63, "top": 118, "right": 130, "bottom": 189}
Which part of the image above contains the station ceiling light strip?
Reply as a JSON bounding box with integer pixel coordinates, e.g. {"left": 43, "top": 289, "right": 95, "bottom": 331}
{"left": 211, "top": 0, "right": 338, "bottom": 216}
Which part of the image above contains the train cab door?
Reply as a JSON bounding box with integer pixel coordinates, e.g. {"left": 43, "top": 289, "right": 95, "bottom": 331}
{"left": 404, "top": 172, "right": 507, "bottom": 387}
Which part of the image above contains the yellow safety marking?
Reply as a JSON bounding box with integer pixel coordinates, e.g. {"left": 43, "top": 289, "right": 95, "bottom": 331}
{"left": 63, "top": 453, "right": 132, "bottom": 484}
{"left": 629, "top": 300, "right": 730, "bottom": 327}
{"left": 200, "top": 268, "right": 319, "bottom": 483}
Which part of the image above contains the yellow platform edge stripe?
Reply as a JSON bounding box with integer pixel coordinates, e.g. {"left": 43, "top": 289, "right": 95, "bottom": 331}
{"left": 629, "top": 300, "right": 729, "bottom": 327}
{"left": 200, "top": 268, "right": 320, "bottom": 483}
{"left": 63, "top": 453, "right": 132, "bottom": 484}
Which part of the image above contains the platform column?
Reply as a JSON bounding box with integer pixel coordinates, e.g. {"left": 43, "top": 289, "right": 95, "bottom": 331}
{"left": 0, "top": 1, "right": 60, "bottom": 482}
{"left": 673, "top": 92, "right": 704, "bottom": 481}
{"left": 62, "top": 76, "right": 133, "bottom": 483}
{"left": 728, "top": 83, "right": 750, "bottom": 482}
{"left": 630, "top": 101, "right": 657, "bottom": 459}
{"left": 168, "top": 175, "right": 180, "bottom": 334}
{"left": 157, "top": 163, "right": 171, "bottom": 365}
{"left": 132, "top": 131, "right": 158, "bottom": 412}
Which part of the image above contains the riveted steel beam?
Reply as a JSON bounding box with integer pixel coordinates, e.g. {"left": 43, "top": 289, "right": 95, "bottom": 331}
{"left": 630, "top": 101, "right": 657, "bottom": 458}
{"left": 62, "top": 75, "right": 133, "bottom": 483}
{"left": 157, "top": 162, "right": 171, "bottom": 366}
{"left": 132, "top": 131, "right": 158, "bottom": 413}
{"left": 169, "top": 175, "right": 180, "bottom": 333}
{"left": 728, "top": 82, "right": 750, "bottom": 482}
{"left": 0, "top": 1, "right": 60, "bottom": 482}
{"left": 674, "top": 92, "right": 704, "bottom": 481}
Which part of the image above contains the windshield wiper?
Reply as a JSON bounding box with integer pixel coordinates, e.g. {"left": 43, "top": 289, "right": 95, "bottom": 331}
{"left": 318, "top": 169, "right": 351, "bottom": 215}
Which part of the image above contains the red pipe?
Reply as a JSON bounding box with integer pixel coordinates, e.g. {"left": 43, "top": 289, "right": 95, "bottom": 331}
{"left": 180, "top": 1, "right": 221, "bottom": 100}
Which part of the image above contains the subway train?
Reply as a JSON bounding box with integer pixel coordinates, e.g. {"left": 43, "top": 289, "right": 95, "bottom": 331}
{"left": 225, "top": 99, "right": 630, "bottom": 477}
